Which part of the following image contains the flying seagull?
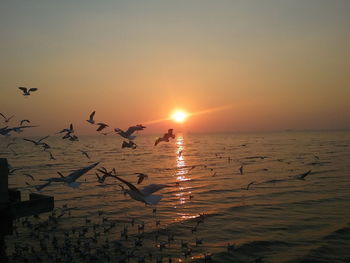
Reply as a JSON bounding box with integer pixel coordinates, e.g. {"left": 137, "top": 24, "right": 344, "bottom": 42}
{"left": 134, "top": 173, "right": 149, "bottom": 184}
{"left": 18, "top": 87, "right": 38, "bottom": 96}
{"left": 23, "top": 136, "right": 49, "bottom": 146}
{"left": 1, "top": 126, "right": 35, "bottom": 136}
{"left": 96, "top": 167, "right": 116, "bottom": 178}
{"left": 47, "top": 151, "right": 56, "bottom": 160}
{"left": 96, "top": 123, "right": 108, "bottom": 132}
{"left": 96, "top": 172, "right": 108, "bottom": 184}
{"left": 154, "top": 129, "right": 175, "bottom": 146}
{"left": 239, "top": 165, "right": 244, "bottom": 175}
{"left": 86, "top": 111, "right": 96, "bottom": 124}
{"left": 0, "top": 113, "right": 14, "bottom": 123}
{"left": 38, "top": 162, "right": 100, "bottom": 189}
{"left": 122, "top": 140, "right": 137, "bottom": 149}
{"left": 79, "top": 150, "right": 90, "bottom": 159}
{"left": 114, "top": 124, "right": 146, "bottom": 140}
{"left": 20, "top": 120, "right": 30, "bottom": 125}
{"left": 57, "top": 124, "right": 74, "bottom": 134}
{"left": 296, "top": 170, "right": 312, "bottom": 180}
{"left": 112, "top": 175, "right": 170, "bottom": 205}
{"left": 24, "top": 173, "right": 35, "bottom": 181}
{"left": 242, "top": 181, "right": 255, "bottom": 190}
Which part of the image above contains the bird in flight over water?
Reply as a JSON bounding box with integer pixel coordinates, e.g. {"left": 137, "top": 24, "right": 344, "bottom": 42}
{"left": 86, "top": 111, "right": 96, "bottom": 124}
{"left": 115, "top": 124, "right": 146, "bottom": 140}
{"left": 154, "top": 129, "right": 175, "bottom": 146}
{"left": 0, "top": 113, "right": 14, "bottom": 123}
{"left": 112, "top": 175, "right": 170, "bottom": 205}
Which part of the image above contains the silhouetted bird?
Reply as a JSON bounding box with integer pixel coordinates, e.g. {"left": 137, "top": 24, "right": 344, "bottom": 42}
{"left": 122, "top": 140, "right": 137, "bottom": 149}
{"left": 0, "top": 113, "right": 14, "bottom": 123}
{"left": 86, "top": 111, "right": 96, "bottom": 124}
{"left": 154, "top": 129, "right": 175, "bottom": 146}
{"left": 115, "top": 124, "right": 146, "bottom": 140}
{"left": 18, "top": 87, "right": 38, "bottom": 96}
{"left": 96, "top": 123, "right": 108, "bottom": 132}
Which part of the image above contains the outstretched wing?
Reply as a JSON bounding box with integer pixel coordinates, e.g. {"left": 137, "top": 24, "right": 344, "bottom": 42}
{"left": 97, "top": 123, "right": 108, "bottom": 131}
{"left": 112, "top": 175, "right": 142, "bottom": 194}
{"left": 298, "top": 170, "right": 312, "bottom": 180}
{"left": 20, "top": 119, "right": 30, "bottom": 125}
{"left": 89, "top": 111, "right": 95, "bottom": 120}
{"left": 35, "top": 181, "right": 52, "bottom": 191}
{"left": 28, "top": 88, "right": 38, "bottom": 92}
{"left": 137, "top": 176, "right": 144, "bottom": 185}
{"left": 23, "top": 138, "right": 36, "bottom": 144}
{"left": 126, "top": 124, "right": 145, "bottom": 136}
{"left": 18, "top": 87, "right": 27, "bottom": 93}
{"left": 66, "top": 162, "right": 100, "bottom": 182}
{"left": 0, "top": 113, "right": 6, "bottom": 120}
{"left": 140, "top": 184, "right": 170, "bottom": 196}
{"left": 57, "top": 171, "right": 65, "bottom": 178}
{"left": 154, "top": 137, "right": 162, "bottom": 146}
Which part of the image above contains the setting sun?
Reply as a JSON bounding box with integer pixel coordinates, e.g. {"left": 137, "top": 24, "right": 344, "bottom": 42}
{"left": 171, "top": 110, "right": 188, "bottom": 123}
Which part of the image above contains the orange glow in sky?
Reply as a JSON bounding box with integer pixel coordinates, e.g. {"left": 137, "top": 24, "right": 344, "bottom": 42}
{"left": 171, "top": 110, "right": 188, "bottom": 123}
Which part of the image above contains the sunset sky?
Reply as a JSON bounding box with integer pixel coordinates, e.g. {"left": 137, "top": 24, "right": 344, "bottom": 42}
{"left": 1, "top": 0, "right": 349, "bottom": 135}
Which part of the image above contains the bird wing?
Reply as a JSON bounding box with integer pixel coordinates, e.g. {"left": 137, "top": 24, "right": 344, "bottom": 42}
{"left": 95, "top": 172, "right": 101, "bottom": 180}
{"left": 137, "top": 176, "right": 144, "bottom": 184}
{"left": 112, "top": 175, "right": 142, "bottom": 194}
{"left": 89, "top": 111, "right": 95, "bottom": 120}
{"left": 6, "top": 115, "right": 14, "bottom": 122}
{"left": 140, "top": 184, "right": 170, "bottom": 196}
{"left": 48, "top": 151, "right": 55, "bottom": 159}
{"left": 125, "top": 126, "right": 137, "bottom": 136}
{"left": 57, "top": 171, "right": 65, "bottom": 178}
{"left": 28, "top": 88, "right": 38, "bottom": 92}
{"left": 18, "top": 87, "right": 27, "bottom": 93}
{"left": 100, "top": 167, "right": 108, "bottom": 173}
{"left": 24, "top": 173, "right": 35, "bottom": 180}
{"left": 97, "top": 168, "right": 109, "bottom": 175}
{"left": 96, "top": 123, "right": 108, "bottom": 131}
{"left": 298, "top": 170, "right": 312, "bottom": 179}
{"left": 96, "top": 125, "right": 104, "bottom": 131}
{"left": 23, "top": 138, "right": 36, "bottom": 144}
{"left": 0, "top": 113, "right": 6, "bottom": 120}
{"left": 66, "top": 162, "right": 100, "bottom": 182}
{"left": 70, "top": 123, "right": 73, "bottom": 131}
{"left": 154, "top": 138, "right": 162, "bottom": 146}
{"left": 35, "top": 181, "right": 52, "bottom": 191}
{"left": 20, "top": 120, "right": 30, "bottom": 125}
{"left": 125, "top": 125, "right": 145, "bottom": 136}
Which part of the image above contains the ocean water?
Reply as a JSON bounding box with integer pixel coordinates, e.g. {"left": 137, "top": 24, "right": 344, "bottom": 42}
{"left": 1, "top": 131, "right": 350, "bottom": 262}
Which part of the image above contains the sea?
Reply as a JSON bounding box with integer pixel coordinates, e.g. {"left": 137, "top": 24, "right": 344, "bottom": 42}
{"left": 1, "top": 131, "right": 350, "bottom": 263}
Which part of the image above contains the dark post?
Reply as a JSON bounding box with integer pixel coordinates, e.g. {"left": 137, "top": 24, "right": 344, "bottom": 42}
{"left": 0, "top": 158, "right": 9, "bottom": 262}
{"left": 0, "top": 158, "right": 54, "bottom": 262}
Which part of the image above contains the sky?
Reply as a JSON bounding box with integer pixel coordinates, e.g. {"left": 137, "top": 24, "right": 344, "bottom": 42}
{"left": 1, "top": 0, "right": 349, "bottom": 135}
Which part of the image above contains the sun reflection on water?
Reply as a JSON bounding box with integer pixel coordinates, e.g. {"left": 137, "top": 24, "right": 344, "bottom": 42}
{"left": 175, "top": 135, "right": 192, "bottom": 206}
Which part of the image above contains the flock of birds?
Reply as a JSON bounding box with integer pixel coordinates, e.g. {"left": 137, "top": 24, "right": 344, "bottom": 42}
{"left": 1, "top": 87, "right": 317, "bottom": 263}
